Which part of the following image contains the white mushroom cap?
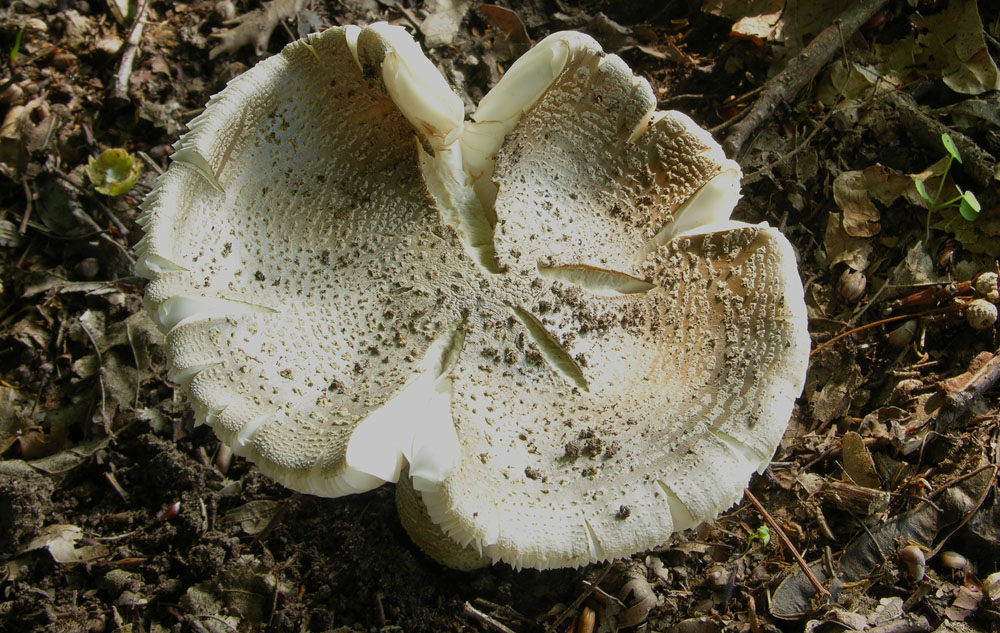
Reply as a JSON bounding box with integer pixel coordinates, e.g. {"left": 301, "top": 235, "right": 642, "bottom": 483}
{"left": 136, "top": 24, "right": 469, "bottom": 497}
{"left": 137, "top": 25, "right": 809, "bottom": 571}
{"left": 398, "top": 32, "right": 808, "bottom": 570}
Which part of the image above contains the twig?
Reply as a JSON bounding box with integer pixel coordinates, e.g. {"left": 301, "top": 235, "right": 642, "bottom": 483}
{"left": 742, "top": 106, "right": 837, "bottom": 185}
{"left": 544, "top": 564, "right": 613, "bottom": 633}
{"left": 52, "top": 168, "right": 130, "bottom": 238}
{"left": 928, "top": 463, "right": 999, "bottom": 502}
{"left": 19, "top": 174, "right": 32, "bottom": 234}
{"left": 887, "top": 91, "right": 998, "bottom": 189}
{"left": 709, "top": 85, "right": 767, "bottom": 135}
{"left": 933, "top": 350, "right": 1000, "bottom": 431}
{"left": 922, "top": 464, "right": 997, "bottom": 560}
{"left": 810, "top": 303, "right": 968, "bottom": 357}
{"left": 104, "top": 471, "right": 130, "bottom": 504}
{"left": 69, "top": 204, "right": 136, "bottom": 267}
{"left": 113, "top": 0, "right": 150, "bottom": 102}
{"left": 723, "top": 0, "right": 890, "bottom": 158}
{"left": 375, "top": 592, "right": 386, "bottom": 628}
{"left": 78, "top": 315, "right": 110, "bottom": 433}
{"left": 743, "top": 487, "right": 830, "bottom": 597}
{"left": 472, "top": 599, "right": 532, "bottom": 625}
{"left": 463, "top": 601, "right": 517, "bottom": 633}
{"left": 395, "top": 4, "right": 423, "bottom": 33}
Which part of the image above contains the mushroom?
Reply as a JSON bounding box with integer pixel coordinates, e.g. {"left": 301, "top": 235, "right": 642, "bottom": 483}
{"left": 136, "top": 25, "right": 809, "bottom": 570}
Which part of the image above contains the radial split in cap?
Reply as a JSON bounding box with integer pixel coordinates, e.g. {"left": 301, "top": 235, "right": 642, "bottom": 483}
{"left": 137, "top": 25, "right": 809, "bottom": 571}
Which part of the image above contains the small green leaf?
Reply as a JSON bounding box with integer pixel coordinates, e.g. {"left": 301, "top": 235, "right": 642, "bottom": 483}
{"left": 959, "top": 191, "right": 980, "bottom": 221}
{"left": 913, "top": 178, "right": 932, "bottom": 203}
{"left": 749, "top": 525, "right": 771, "bottom": 547}
{"left": 86, "top": 148, "right": 141, "bottom": 196}
{"left": 941, "top": 133, "right": 962, "bottom": 163}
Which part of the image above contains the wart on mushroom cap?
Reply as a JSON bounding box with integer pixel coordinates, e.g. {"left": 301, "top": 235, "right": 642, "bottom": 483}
{"left": 136, "top": 24, "right": 809, "bottom": 571}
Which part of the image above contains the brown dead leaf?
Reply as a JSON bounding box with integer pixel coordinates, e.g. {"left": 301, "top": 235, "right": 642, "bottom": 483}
{"left": 479, "top": 4, "right": 532, "bottom": 59}
{"left": 225, "top": 500, "right": 281, "bottom": 535}
{"left": 13, "top": 426, "right": 68, "bottom": 460}
{"left": 702, "top": 0, "right": 851, "bottom": 52}
{"left": 912, "top": 0, "right": 1000, "bottom": 95}
{"left": 824, "top": 212, "right": 872, "bottom": 271}
{"left": 149, "top": 55, "right": 171, "bottom": 77}
{"left": 842, "top": 431, "right": 881, "bottom": 489}
{"left": 833, "top": 164, "right": 912, "bottom": 238}
{"left": 18, "top": 524, "right": 110, "bottom": 564}
{"left": 809, "top": 362, "right": 862, "bottom": 426}
{"left": 945, "top": 584, "right": 983, "bottom": 621}
{"left": 585, "top": 13, "right": 635, "bottom": 53}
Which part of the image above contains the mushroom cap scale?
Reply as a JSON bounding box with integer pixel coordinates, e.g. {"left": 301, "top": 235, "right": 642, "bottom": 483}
{"left": 137, "top": 24, "right": 809, "bottom": 571}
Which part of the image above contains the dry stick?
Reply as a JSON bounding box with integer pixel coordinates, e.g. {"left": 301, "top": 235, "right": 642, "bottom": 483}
{"left": 18, "top": 174, "right": 32, "bottom": 234}
{"left": 742, "top": 106, "right": 837, "bottom": 185}
{"left": 810, "top": 303, "right": 968, "bottom": 357}
{"left": 887, "top": 91, "right": 998, "bottom": 189}
{"left": 463, "top": 602, "right": 518, "bottom": 633}
{"left": 743, "top": 487, "right": 830, "bottom": 597}
{"left": 53, "top": 168, "right": 130, "bottom": 237}
{"left": 708, "top": 84, "right": 767, "bottom": 135}
{"left": 113, "top": 0, "right": 150, "bottom": 102}
{"left": 932, "top": 351, "right": 1000, "bottom": 432}
{"left": 925, "top": 465, "right": 997, "bottom": 562}
{"left": 722, "top": 0, "right": 890, "bottom": 159}
{"left": 543, "top": 564, "right": 613, "bottom": 633}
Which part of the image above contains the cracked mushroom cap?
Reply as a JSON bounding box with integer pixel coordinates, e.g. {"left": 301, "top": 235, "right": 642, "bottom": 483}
{"left": 136, "top": 25, "right": 809, "bottom": 570}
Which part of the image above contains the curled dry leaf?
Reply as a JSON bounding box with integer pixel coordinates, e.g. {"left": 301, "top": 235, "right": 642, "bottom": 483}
{"left": 18, "top": 524, "right": 110, "bottom": 564}
{"left": 137, "top": 24, "right": 809, "bottom": 570}
{"left": 702, "top": 0, "right": 846, "bottom": 51}
{"left": 841, "top": 431, "right": 880, "bottom": 489}
{"left": 910, "top": 0, "right": 1000, "bottom": 95}
{"left": 832, "top": 164, "right": 913, "bottom": 238}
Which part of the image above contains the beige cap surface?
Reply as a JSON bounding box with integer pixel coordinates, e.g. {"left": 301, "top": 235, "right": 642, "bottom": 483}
{"left": 137, "top": 25, "right": 809, "bottom": 571}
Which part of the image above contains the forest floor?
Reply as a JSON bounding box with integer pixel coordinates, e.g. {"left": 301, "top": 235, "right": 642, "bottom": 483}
{"left": 2, "top": 1, "right": 1000, "bottom": 632}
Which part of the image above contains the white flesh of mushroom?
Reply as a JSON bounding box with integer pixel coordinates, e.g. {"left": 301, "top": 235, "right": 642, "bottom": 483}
{"left": 136, "top": 24, "right": 809, "bottom": 570}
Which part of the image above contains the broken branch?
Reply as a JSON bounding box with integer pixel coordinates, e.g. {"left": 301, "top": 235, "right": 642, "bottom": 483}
{"left": 744, "top": 487, "right": 830, "bottom": 597}
{"left": 723, "top": 0, "right": 890, "bottom": 158}
{"left": 113, "top": 0, "right": 150, "bottom": 102}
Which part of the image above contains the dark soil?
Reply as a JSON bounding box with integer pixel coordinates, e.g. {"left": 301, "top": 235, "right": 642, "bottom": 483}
{"left": 2, "top": 1, "right": 1000, "bottom": 632}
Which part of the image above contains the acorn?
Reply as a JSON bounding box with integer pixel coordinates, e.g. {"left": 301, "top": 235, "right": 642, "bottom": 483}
{"left": 837, "top": 269, "right": 867, "bottom": 303}
{"left": 704, "top": 563, "right": 729, "bottom": 589}
{"left": 973, "top": 272, "right": 999, "bottom": 303}
{"left": 966, "top": 299, "right": 998, "bottom": 331}
{"left": 939, "top": 551, "right": 968, "bottom": 571}
{"left": 215, "top": 0, "right": 236, "bottom": 21}
{"left": 900, "top": 544, "right": 926, "bottom": 582}
{"left": 888, "top": 320, "right": 917, "bottom": 348}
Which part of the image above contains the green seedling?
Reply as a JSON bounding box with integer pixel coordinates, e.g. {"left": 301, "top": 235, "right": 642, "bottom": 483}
{"left": 914, "top": 133, "right": 981, "bottom": 242}
{"left": 86, "top": 148, "right": 141, "bottom": 196}
{"left": 748, "top": 524, "right": 771, "bottom": 548}
{"left": 737, "top": 524, "right": 771, "bottom": 558}
{"left": 10, "top": 27, "right": 24, "bottom": 66}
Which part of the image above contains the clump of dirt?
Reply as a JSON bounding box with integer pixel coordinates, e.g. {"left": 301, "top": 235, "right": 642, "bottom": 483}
{"left": 0, "top": 471, "right": 53, "bottom": 551}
